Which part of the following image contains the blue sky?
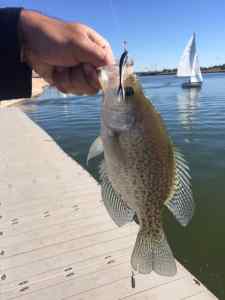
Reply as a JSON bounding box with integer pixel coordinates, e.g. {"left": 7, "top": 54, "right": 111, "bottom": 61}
{"left": 2, "top": 0, "right": 225, "bottom": 71}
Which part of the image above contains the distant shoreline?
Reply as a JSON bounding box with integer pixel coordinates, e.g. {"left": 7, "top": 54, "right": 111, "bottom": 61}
{"left": 137, "top": 66, "right": 225, "bottom": 76}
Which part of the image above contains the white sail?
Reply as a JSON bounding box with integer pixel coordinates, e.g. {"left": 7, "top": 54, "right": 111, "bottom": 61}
{"left": 177, "top": 33, "right": 196, "bottom": 77}
{"left": 190, "top": 54, "right": 203, "bottom": 83}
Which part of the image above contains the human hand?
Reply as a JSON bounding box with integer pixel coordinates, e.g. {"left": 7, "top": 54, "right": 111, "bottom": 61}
{"left": 19, "top": 10, "right": 114, "bottom": 95}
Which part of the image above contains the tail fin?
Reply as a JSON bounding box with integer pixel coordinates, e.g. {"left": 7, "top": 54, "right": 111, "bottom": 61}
{"left": 131, "top": 229, "right": 177, "bottom": 276}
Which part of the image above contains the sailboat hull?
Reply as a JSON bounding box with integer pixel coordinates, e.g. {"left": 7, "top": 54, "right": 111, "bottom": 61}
{"left": 182, "top": 81, "right": 202, "bottom": 88}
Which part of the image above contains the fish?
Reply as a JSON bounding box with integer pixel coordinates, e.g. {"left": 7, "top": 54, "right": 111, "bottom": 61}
{"left": 87, "top": 51, "right": 194, "bottom": 276}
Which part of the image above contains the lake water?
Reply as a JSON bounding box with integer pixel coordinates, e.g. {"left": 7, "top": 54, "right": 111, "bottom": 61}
{"left": 19, "top": 73, "right": 225, "bottom": 299}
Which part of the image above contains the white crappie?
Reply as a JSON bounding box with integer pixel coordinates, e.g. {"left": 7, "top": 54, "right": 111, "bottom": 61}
{"left": 88, "top": 59, "right": 194, "bottom": 276}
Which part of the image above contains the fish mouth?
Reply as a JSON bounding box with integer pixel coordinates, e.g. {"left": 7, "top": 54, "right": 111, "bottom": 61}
{"left": 98, "top": 48, "right": 133, "bottom": 100}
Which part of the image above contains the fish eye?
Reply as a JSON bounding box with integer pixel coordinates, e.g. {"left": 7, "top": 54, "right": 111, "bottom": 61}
{"left": 125, "top": 86, "right": 134, "bottom": 97}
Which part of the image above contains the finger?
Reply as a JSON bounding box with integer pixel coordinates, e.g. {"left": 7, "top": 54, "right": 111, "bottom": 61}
{"left": 87, "top": 28, "right": 115, "bottom": 65}
{"left": 82, "top": 63, "right": 100, "bottom": 90}
{"left": 53, "top": 66, "right": 98, "bottom": 95}
{"left": 77, "top": 38, "right": 108, "bottom": 68}
{"left": 53, "top": 67, "right": 71, "bottom": 93}
{"left": 70, "top": 66, "right": 99, "bottom": 95}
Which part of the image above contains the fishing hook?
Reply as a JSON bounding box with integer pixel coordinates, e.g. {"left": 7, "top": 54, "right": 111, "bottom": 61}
{"left": 117, "top": 41, "right": 128, "bottom": 100}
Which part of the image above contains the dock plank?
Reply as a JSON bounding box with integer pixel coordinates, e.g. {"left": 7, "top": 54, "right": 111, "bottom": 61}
{"left": 0, "top": 108, "right": 218, "bottom": 300}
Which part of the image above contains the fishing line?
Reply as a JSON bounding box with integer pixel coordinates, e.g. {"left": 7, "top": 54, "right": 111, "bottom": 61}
{"left": 108, "top": 0, "right": 135, "bottom": 72}
{"left": 108, "top": 0, "right": 122, "bottom": 40}
{"left": 108, "top": 0, "right": 130, "bottom": 59}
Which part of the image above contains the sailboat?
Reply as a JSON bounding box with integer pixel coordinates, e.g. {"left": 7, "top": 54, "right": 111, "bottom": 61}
{"left": 177, "top": 33, "right": 203, "bottom": 88}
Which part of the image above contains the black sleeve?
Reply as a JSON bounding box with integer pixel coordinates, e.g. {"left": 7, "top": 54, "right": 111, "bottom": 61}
{"left": 0, "top": 7, "right": 32, "bottom": 100}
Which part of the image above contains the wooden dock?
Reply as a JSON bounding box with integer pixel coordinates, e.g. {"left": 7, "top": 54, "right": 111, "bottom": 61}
{"left": 0, "top": 108, "right": 218, "bottom": 300}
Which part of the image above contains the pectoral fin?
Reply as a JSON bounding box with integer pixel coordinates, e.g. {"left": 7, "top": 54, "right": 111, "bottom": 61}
{"left": 165, "top": 149, "right": 194, "bottom": 226}
{"left": 87, "top": 136, "right": 104, "bottom": 165}
{"left": 99, "top": 161, "right": 135, "bottom": 227}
